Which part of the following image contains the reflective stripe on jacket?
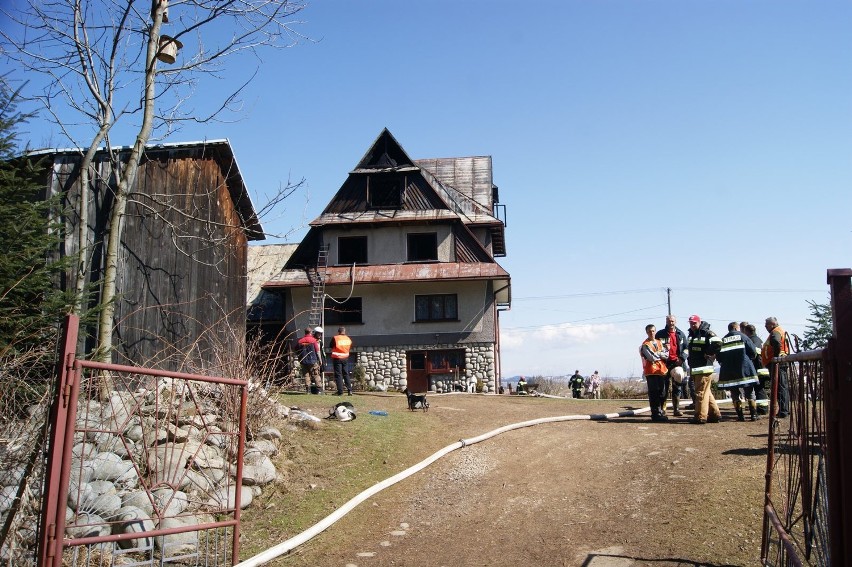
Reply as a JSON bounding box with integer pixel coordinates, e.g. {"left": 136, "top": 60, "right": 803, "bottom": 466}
{"left": 331, "top": 335, "right": 352, "bottom": 359}
{"left": 716, "top": 331, "right": 758, "bottom": 389}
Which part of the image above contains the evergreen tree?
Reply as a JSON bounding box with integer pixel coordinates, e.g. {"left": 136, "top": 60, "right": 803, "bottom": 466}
{"left": 801, "top": 299, "right": 832, "bottom": 351}
{"left": 0, "top": 83, "right": 74, "bottom": 353}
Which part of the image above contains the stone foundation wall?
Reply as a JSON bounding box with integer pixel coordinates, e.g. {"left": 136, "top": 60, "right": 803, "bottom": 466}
{"left": 356, "top": 343, "right": 497, "bottom": 393}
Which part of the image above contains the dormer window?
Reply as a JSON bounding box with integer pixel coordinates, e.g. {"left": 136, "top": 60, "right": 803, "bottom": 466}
{"left": 368, "top": 174, "right": 402, "bottom": 209}
{"left": 407, "top": 232, "right": 438, "bottom": 262}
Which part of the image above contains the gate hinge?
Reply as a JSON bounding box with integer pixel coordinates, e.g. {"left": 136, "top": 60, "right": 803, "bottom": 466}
{"left": 62, "top": 353, "right": 76, "bottom": 406}
{"left": 46, "top": 522, "right": 56, "bottom": 558}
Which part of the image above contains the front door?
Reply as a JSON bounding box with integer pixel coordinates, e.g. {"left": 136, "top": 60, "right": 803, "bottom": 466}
{"left": 406, "top": 350, "right": 428, "bottom": 392}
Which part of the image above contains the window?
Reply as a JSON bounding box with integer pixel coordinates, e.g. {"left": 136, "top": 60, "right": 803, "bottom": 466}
{"left": 368, "top": 175, "right": 402, "bottom": 209}
{"left": 324, "top": 297, "right": 363, "bottom": 325}
{"left": 409, "top": 352, "right": 426, "bottom": 370}
{"left": 428, "top": 349, "right": 465, "bottom": 371}
{"left": 407, "top": 232, "right": 438, "bottom": 262}
{"left": 338, "top": 236, "right": 367, "bottom": 265}
{"left": 415, "top": 294, "right": 458, "bottom": 322}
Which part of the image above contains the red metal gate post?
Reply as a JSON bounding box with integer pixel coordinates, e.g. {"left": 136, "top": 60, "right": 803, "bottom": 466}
{"left": 37, "top": 314, "right": 80, "bottom": 567}
{"left": 826, "top": 268, "right": 852, "bottom": 566}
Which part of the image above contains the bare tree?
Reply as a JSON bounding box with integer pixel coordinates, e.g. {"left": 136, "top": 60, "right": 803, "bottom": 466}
{"left": 1, "top": 0, "right": 307, "bottom": 360}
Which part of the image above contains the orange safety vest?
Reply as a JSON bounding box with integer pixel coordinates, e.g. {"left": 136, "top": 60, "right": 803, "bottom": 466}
{"left": 761, "top": 325, "right": 789, "bottom": 367}
{"left": 331, "top": 335, "right": 352, "bottom": 359}
{"left": 641, "top": 338, "right": 668, "bottom": 376}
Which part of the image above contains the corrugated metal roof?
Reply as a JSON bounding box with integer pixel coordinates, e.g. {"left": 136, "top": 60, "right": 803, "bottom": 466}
{"left": 310, "top": 210, "right": 460, "bottom": 226}
{"left": 247, "top": 243, "right": 298, "bottom": 303}
{"left": 264, "top": 262, "right": 510, "bottom": 289}
{"left": 415, "top": 156, "right": 494, "bottom": 209}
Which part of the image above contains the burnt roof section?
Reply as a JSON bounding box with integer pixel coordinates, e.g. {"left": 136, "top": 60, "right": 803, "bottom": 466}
{"left": 321, "top": 130, "right": 501, "bottom": 228}
{"left": 320, "top": 171, "right": 447, "bottom": 215}
{"left": 353, "top": 128, "right": 416, "bottom": 171}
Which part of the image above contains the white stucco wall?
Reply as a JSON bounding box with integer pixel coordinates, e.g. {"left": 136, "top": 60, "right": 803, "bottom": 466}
{"left": 324, "top": 225, "right": 454, "bottom": 265}
{"left": 291, "top": 280, "right": 493, "bottom": 340}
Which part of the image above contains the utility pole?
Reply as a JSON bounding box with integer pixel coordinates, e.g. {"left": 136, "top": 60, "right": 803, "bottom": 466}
{"left": 667, "top": 287, "right": 672, "bottom": 316}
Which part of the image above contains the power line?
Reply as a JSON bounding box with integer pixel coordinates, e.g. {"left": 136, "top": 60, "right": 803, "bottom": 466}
{"left": 503, "top": 303, "right": 667, "bottom": 331}
{"left": 676, "top": 287, "right": 824, "bottom": 294}
{"left": 514, "top": 286, "right": 824, "bottom": 302}
{"left": 513, "top": 288, "right": 663, "bottom": 301}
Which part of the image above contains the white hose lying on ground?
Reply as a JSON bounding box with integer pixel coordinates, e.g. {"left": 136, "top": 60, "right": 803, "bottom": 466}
{"left": 234, "top": 398, "right": 727, "bottom": 567}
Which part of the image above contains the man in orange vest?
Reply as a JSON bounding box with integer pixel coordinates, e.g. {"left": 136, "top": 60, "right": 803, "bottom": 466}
{"left": 640, "top": 324, "right": 669, "bottom": 422}
{"left": 331, "top": 326, "right": 353, "bottom": 396}
{"left": 762, "top": 316, "right": 790, "bottom": 418}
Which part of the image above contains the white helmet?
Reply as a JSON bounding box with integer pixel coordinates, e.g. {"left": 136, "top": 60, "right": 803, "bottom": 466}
{"left": 314, "top": 326, "right": 324, "bottom": 334}
{"left": 335, "top": 405, "right": 355, "bottom": 421}
{"left": 670, "top": 367, "right": 685, "bottom": 384}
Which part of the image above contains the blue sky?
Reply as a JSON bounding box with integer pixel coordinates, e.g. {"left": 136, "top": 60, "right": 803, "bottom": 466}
{"left": 7, "top": 1, "right": 852, "bottom": 379}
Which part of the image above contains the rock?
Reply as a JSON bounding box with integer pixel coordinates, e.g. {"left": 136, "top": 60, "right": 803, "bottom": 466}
{"left": 254, "top": 426, "right": 282, "bottom": 441}
{"left": 89, "top": 452, "right": 134, "bottom": 483}
{"left": 247, "top": 438, "right": 279, "bottom": 457}
{"left": 113, "top": 505, "right": 155, "bottom": 550}
{"left": 71, "top": 442, "right": 99, "bottom": 460}
{"left": 79, "top": 480, "right": 122, "bottom": 518}
{"left": 0, "top": 486, "right": 17, "bottom": 514}
{"left": 238, "top": 450, "right": 276, "bottom": 486}
{"left": 66, "top": 511, "right": 110, "bottom": 539}
{"left": 183, "top": 469, "right": 216, "bottom": 494}
{"left": 152, "top": 488, "right": 188, "bottom": 516}
{"left": 156, "top": 516, "right": 199, "bottom": 557}
{"left": 122, "top": 490, "right": 154, "bottom": 516}
{"left": 206, "top": 485, "right": 253, "bottom": 510}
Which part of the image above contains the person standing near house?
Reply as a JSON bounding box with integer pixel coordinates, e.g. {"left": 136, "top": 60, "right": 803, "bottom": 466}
{"left": 331, "top": 326, "right": 353, "bottom": 396}
{"left": 298, "top": 327, "right": 321, "bottom": 394}
{"left": 590, "top": 371, "right": 601, "bottom": 399}
{"left": 640, "top": 324, "right": 669, "bottom": 422}
{"left": 569, "top": 370, "right": 585, "bottom": 399}
{"left": 762, "top": 316, "right": 790, "bottom": 418}
{"left": 742, "top": 322, "right": 769, "bottom": 415}
{"left": 717, "top": 322, "right": 761, "bottom": 421}
{"left": 517, "top": 376, "right": 527, "bottom": 395}
{"left": 686, "top": 315, "right": 722, "bottom": 424}
{"left": 655, "top": 315, "right": 689, "bottom": 417}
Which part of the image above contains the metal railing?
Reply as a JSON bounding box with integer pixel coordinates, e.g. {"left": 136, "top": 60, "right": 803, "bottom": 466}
{"left": 37, "top": 315, "right": 248, "bottom": 567}
{"left": 761, "top": 270, "right": 852, "bottom": 567}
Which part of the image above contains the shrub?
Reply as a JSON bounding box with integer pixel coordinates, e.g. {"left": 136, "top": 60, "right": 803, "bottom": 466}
{"left": 530, "top": 375, "right": 568, "bottom": 396}
{"left": 600, "top": 379, "right": 646, "bottom": 399}
{"left": 352, "top": 364, "right": 367, "bottom": 391}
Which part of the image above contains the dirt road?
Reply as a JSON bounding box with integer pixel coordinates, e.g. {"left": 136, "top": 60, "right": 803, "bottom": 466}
{"left": 268, "top": 394, "right": 768, "bottom": 567}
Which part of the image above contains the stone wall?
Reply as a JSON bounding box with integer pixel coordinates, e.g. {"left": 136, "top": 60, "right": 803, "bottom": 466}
{"left": 356, "top": 343, "right": 497, "bottom": 393}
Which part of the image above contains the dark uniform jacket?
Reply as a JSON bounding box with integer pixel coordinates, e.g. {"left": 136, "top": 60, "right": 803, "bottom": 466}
{"left": 687, "top": 323, "right": 722, "bottom": 371}
{"left": 716, "top": 331, "right": 758, "bottom": 388}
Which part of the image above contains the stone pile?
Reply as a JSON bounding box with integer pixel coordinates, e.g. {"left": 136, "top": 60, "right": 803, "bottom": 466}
{"left": 0, "top": 377, "right": 305, "bottom": 564}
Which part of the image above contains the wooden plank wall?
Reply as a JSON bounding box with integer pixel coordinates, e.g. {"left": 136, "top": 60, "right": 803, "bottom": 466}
{"left": 52, "top": 148, "right": 248, "bottom": 373}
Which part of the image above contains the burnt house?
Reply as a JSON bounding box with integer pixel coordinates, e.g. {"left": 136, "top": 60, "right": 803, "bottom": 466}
{"left": 260, "top": 129, "right": 511, "bottom": 392}
{"left": 38, "top": 140, "right": 262, "bottom": 370}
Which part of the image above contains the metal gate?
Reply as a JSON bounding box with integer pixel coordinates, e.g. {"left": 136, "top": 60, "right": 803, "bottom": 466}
{"left": 761, "top": 270, "right": 852, "bottom": 566}
{"left": 37, "top": 315, "right": 248, "bottom": 566}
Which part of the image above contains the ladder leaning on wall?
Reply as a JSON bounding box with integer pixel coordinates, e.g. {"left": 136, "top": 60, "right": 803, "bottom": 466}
{"left": 308, "top": 244, "right": 329, "bottom": 329}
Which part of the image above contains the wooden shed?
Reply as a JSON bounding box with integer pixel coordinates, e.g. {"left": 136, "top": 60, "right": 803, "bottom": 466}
{"left": 37, "top": 140, "right": 263, "bottom": 371}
